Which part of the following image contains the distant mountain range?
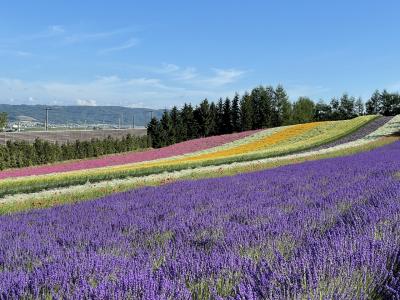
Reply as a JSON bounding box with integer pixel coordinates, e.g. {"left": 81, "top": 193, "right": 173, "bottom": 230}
{"left": 0, "top": 104, "right": 165, "bottom": 126}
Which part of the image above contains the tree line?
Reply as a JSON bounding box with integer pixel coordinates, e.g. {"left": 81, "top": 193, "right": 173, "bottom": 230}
{"left": 0, "top": 134, "right": 149, "bottom": 170}
{"left": 147, "top": 85, "right": 400, "bottom": 148}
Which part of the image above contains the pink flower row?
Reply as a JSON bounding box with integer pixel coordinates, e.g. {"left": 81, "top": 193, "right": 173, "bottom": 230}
{"left": 0, "top": 130, "right": 259, "bottom": 179}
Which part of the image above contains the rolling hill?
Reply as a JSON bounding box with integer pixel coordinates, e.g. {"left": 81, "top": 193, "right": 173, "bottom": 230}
{"left": 0, "top": 104, "right": 165, "bottom": 126}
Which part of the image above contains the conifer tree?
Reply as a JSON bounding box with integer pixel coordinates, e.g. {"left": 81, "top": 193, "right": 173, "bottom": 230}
{"left": 195, "top": 99, "right": 212, "bottom": 137}
{"left": 240, "top": 92, "right": 253, "bottom": 131}
{"left": 366, "top": 90, "right": 381, "bottom": 115}
{"left": 216, "top": 98, "right": 224, "bottom": 135}
{"left": 222, "top": 98, "right": 232, "bottom": 134}
{"left": 160, "top": 110, "right": 174, "bottom": 145}
{"left": 231, "top": 93, "right": 241, "bottom": 132}
{"left": 274, "top": 85, "right": 292, "bottom": 126}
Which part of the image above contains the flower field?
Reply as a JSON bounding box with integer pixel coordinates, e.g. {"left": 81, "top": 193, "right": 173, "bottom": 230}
{"left": 1, "top": 140, "right": 400, "bottom": 298}
{"left": 0, "top": 115, "right": 398, "bottom": 214}
{"left": 0, "top": 116, "right": 377, "bottom": 198}
{"left": 0, "top": 130, "right": 260, "bottom": 180}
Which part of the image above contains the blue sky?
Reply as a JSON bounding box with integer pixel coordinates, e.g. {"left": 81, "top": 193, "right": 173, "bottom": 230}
{"left": 1, "top": 1, "right": 399, "bottom": 108}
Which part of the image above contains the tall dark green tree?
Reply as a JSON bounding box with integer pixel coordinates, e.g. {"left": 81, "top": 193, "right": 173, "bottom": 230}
{"left": 274, "top": 85, "right": 292, "bottom": 126}
{"left": 209, "top": 102, "right": 218, "bottom": 136}
{"left": 250, "top": 86, "right": 264, "bottom": 129}
{"left": 195, "top": 99, "right": 212, "bottom": 137}
{"left": 181, "top": 103, "right": 198, "bottom": 139}
{"left": 216, "top": 98, "right": 224, "bottom": 135}
{"left": 147, "top": 117, "right": 164, "bottom": 148}
{"left": 231, "top": 93, "right": 241, "bottom": 132}
{"left": 169, "top": 106, "right": 182, "bottom": 143}
{"left": 160, "top": 110, "right": 174, "bottom": 146}
{"left": 339, "top": 94, "right": 356, "bottom": 119}
{"left": 366, "top": 90, "right": 381, "bottom": 115}
{"left": 263, "top": 86, "right": 274, "bottom": 127}
{"left": 355, "top": 97, "right": 364, "bottom": 116}
{"left": 222, "top": 98, "right": 232, "bottom": 134}
{"left": 240, "top": 92, "right": 253, "bottom": 131}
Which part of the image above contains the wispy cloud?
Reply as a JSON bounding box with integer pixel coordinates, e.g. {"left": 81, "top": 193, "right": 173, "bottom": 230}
{"left": 99, "top": 38, "right": 139, "bottom": 54}
{"left": 62, "top": 27, "right": 137, "bottom": 44}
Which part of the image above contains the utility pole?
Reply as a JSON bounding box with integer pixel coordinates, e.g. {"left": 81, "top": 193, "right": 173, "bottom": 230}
{"left": 132, "top": 114, "right": 135, "bottom": 129}
{"left": 45, "top": 107, "right": 52, "bottom": 131}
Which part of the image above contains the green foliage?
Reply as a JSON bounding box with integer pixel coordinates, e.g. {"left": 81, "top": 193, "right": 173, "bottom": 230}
{"left": 292, "top": 97, "right": 315, "bottom": 124}
{"left": 146, "top": 84, "right": 378, "bottom": 150}
{"left": 231, "top": 93, "right": 241, "bottom": 132}
{"left": 240, "top": 92, "right": 253, "bottom": 131}
{"left": 365, "top": 89, "right": 400, "bottom": 116}
{"left": 0, "top": 112, "right": 7, "bottom": 131}
{"left": 0, "top": 134, "right": 148, "bottom": 170}
{"left": 195, "top": 99, "right": 213, "bottom": 137}
{"left": 222, "top": 98, "right": 232, "bottom": 134}
{"left": 274, "top": 85, "right": 292, "bottom": 126}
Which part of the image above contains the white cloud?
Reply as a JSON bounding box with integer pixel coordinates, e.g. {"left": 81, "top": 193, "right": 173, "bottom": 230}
{"left": 76, "top": 99, "right": 97, "bottom": 106}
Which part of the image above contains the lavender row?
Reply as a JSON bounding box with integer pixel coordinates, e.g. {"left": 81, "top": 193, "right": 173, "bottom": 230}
{"left": 304, "top": 116, "right": 393, "bottom": 152}
{"left": 1, "top": 142, "right": 400, "bottom": 298}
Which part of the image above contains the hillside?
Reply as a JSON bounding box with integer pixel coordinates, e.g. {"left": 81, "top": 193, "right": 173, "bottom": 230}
{"left": 1, "top": 115, "right": 399, "bottom": 202}
{"left": 0, "top": 104, "right": 164, "bottom": 126}
{"left": 0, "top": 115, "right": 400, "bottom": 299}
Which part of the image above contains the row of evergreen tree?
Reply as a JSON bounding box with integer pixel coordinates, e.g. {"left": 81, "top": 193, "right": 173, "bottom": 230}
{"left": 0, "top": 134, "right": 149, "bottom": 170}
{"left": 148, "top": 86, "right": 400, "bottom": 148}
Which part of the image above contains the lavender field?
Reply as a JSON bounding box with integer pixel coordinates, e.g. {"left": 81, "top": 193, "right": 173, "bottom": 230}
{"left": 1, "top": 142, "right": 400, "bottom": 299}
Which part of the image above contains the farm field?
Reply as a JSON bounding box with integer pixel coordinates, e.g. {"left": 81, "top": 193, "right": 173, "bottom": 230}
{"left": 0, "top": 116, "right": 378, "bottom": 198}
{"left": 0, "top": 129, "right": 259, "bottom": 179}
{"left": 0, "top": 128, "right": 147, "bottom": 145}
{"left": 1, "top": 134, "right": 400, "bottom": 298}
{"left": 0, "top": 115, "right": 400, "bottom": 299}
{"left": 0, "top": 114, "right": 398, "bottom": 214}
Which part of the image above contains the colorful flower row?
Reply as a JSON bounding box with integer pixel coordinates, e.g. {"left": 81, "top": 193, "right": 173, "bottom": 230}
{"left": 0, "top": 116, "right": 376, "bottom": 197}
{"left": 2, "top": 115, "right": 396, "bottom": 212}
{"left": 0, "top": 129, "right": 260, "bottom": 180}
